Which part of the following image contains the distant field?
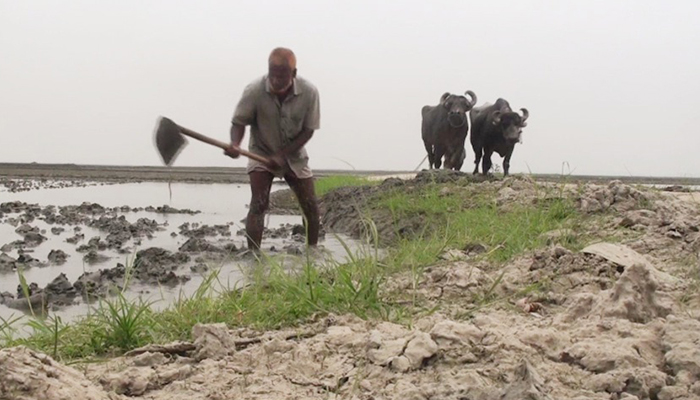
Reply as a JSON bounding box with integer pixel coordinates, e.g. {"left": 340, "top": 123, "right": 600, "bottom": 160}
{"left": 0, "top": 162, "right": 698, "bottom": 186}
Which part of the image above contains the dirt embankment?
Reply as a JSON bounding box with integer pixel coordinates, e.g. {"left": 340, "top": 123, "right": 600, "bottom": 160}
{"left": 2, "top": 172, "right": 700, "bottom": 399}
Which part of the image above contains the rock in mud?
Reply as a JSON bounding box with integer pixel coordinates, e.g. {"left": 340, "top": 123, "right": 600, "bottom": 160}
{"left": 190, "top": 263, "right": 209, "bottom": 273}
{"left": 0, "top": 252, "right": 17, "bottom": 272}
{"left": 65, "top": 233, "right": 85, "bottom": 244}
{"left": 133, "top": 247, "right": 190, "bottom": 285}
{"left": 1, "top": 291, "right": 48, "bottom": 312}
{"left": 178, "top": 222, "right": 231, "bottom": 238}
{"left": 83, "top": 250, "right": 111, "bottom": 264}
{"left": 88, "top": 215, "right": 163, "bottom": 249}
{"left": 191, "top": 323, "right": 237, "bottom": 361}
{"left": 601, "top": 263, "right": 673, "bottom": 323}
{"left": 99, "top": 366, "right": 156, "bottom": 396}
{"left": 47, "top": 249, "right": 69, "bottom": 264}
{"left": 662, "top": 316, "right": 700, "bottom": 386}
{"left": 2, "top": 273, "right": 77, "bottom": 311}
{"left": 398, "top": 332, "right": 438, "bottom": 371}
{"left": 43, "top": 273, "right": 78, "bottom": 305}
{"left": 178, "top": 237, "right": 224, "bottom": 253}
{"left": 577, "top": 180, "right": 654, "bottom": 214}
{"left": 15, "top": 253, "right": 47, "bottom": 269}
{"left": 499, "top": 359, "right": 552, "bottom": 400}
{"left": 22, "top": 232, "right": 47, "bottom": 246}
{"left": 73, "top": 264, "right": 126, "bottom": 298}
{"left": 15, "top": 223, "right": 39, "bottom": 236}
{"left": 0, "top": 346, "right": 113, "bottom": 400}
{"left": 145, "top": 204, "right": 200, "bottom": 215}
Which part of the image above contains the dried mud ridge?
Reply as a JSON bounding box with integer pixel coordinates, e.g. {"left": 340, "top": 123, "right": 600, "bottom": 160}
{"left": 0, "top": 199, "right": 310, "bottom": 312}
{"left": 0, "top": 177, "right": 120, "bottom": 193}
{"left": 2, "top": 172, "right": 700, "bottom": 399}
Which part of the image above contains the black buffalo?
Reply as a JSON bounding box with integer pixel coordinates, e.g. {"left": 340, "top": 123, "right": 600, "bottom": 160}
{"left": 469, "top": 98, "right": 529, "bottom": 176}
{"left": 421, "top": 90, "right": 477, "bottom": 170}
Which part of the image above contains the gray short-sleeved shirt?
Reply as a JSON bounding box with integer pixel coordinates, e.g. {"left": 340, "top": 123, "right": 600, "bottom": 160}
{"left": 231, "top": 75, "right": 320, "bottom": 179}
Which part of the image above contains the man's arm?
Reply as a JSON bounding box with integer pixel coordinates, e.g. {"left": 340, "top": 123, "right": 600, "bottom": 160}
{"left": 278, "top": 128, "right": 313, "bottom": 158}
{"left": 277, "top": 84, "right": 319, "bottom": 158}
{"left": 225, "top": 123, "right": 246, "bottom": 158}
{"left": 226, "top": 81, "right": 257, "bottom": 158}
{"left": 230, "top": 123, "right": 246, "bottom": 146}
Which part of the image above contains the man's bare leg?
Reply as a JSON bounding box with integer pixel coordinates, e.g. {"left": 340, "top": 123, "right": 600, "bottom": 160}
{"left": 285, "top": 174, "right": 320, "bottom": 246}
{"left": 246, "top": 171, "right": 275, "bottom": 251}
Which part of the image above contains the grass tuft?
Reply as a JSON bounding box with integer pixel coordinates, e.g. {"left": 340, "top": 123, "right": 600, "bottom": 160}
{"left": 315, "top": 175, "right": 378, "bottom": 197}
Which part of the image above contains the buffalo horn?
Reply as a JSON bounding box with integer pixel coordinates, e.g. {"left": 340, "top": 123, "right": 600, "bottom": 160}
{"left": 491, "top": 110, "right": 502, "bottom": 125}
{"left": 464, "top": 90, "right": 477, "bottom": 107}
{"left": 520, "top": 108, "right": 529, "bottom": 126}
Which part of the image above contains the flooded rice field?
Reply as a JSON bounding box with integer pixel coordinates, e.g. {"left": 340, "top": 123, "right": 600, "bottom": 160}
{"left": 0, "top": 179, "right": 365, "bottom": 327}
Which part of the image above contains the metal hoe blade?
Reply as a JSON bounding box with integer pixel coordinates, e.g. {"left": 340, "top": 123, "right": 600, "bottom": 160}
{"left": 154, "top": 116, "right": 188, "bottom": 166}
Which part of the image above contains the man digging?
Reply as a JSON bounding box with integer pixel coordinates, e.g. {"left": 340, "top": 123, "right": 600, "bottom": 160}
{"left": 225, "top": 47, "right": 321, "bottom": 254}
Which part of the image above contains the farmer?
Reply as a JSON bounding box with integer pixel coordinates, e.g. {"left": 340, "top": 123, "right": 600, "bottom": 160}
{"left": 225, "top": 47, "right": 320, "bottom": 252}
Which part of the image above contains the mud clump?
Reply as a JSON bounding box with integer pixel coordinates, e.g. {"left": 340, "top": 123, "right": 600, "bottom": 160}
{"left": 73, "top": 264, "right": 126, "bottom": 298}
{"left": 83, "top": 250, "right": 111, "bottom": 264}
{"left": 0, "top": 253, "right": 47, "bottom": 271}
{"left": 576, "top": 180, "right": 655, "bottom": 214}
{"left": 0, "top": 201, "right": 38, "bottom": 214}
{"left": 132, "top": 247, "right": 190, "bottom": 285}
{"left": 65, "top": 234, "right": 85, "bottom": 245}
{"left": 47, "top": 249, "right": 69, "bottom": 264}
{"left": 144, "top": 204, "right": 200, "bottom": 215}
{"left": 88, "top": 215, "right": 163, "bottom": 250}
{"left": 178, "top": 222, "right": 231, "bottom": 238}
{"left": 0, "top": 252, "right": 16, "bottom": 272}
{"left": 0, "top": 346, "right": 114, "bottom": 400}
{"left": 12, "top": 224, "right": 48, "bottom": 246}
{"left": 1, "top": 273, "right": 77, "bottom": 311}
{"left": 178, "top": 237, "right": 225, "bottom": 253}
{"left": 77, "top": 236, "right": 109, "bottom": 253}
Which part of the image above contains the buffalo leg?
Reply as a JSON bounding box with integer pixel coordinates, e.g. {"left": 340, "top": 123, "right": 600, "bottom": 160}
{"left": 423, "top": 142, "right": 435, "bottom": 169}
{"left": 503, "top": 148, "right": 514, "bottom": 177}
{"left": 471, "top": 143, "right": 482, "bottom": 175}
{"left": 503, "top": 156, "right": 511, "bottom": 177}
{"left": 434, "top": 145, "right": 445, "bottom": 169}
{"left": 454, "top": 148, "right": 465, "bottom": 171}
{"left": 481, "top": 150, "right": 493, "bottom": 175}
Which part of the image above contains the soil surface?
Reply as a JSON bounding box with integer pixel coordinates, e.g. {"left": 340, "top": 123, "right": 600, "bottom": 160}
{"left": 2, "top": 168, "right": 700, "bottom": 399}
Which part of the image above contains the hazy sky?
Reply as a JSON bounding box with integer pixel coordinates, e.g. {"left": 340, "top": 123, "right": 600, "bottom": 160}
{"left": 1, "top": 1, "right": 699, "bottom": 177}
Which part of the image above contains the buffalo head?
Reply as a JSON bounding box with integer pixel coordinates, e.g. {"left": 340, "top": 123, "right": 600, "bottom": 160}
{"left": 440, "top": 90, "right": 477, "bottom": 128}
{"left": 490, "top": 107, "right": 529, "bottom": 143}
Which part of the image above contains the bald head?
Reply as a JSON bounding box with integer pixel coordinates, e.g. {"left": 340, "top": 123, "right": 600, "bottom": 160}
{"left": 268, "top": 47, "right": 297, "bottom": 69}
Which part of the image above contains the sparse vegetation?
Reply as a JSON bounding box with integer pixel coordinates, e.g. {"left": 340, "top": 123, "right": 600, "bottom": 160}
{"left": 0, "top": 176, "right": 590, "bottom": 363}
{"left": 314, "top": 175, "right": 378, "bottom": 197}
{"left": 373, "top": 181, "right": 581, "bottom": 262}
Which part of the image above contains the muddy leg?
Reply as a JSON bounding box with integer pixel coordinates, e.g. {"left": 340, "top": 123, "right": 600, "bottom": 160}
{"left": 434, "top": 145, "right": 445, "bottom": 169}
{"left": 423, "top": 142, "right": 435, "bottom": 169}
{"left": 503, "top": 149, "right": 513, "bottom": 177}
{"left": 472, "top": 144, "right": 482, "bottom": 175}
{"left": 285, "top": 173, "right": 320, "bottom": 247}
{"left": 246, "top": 171, "right": 274, "bottom": 251}
{"left": 482, "top": 150, "right": 493, "bottom": 175}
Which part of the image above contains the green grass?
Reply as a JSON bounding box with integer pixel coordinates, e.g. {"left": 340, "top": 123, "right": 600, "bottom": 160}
{"left": 0, "top": 237, "right": 400, "bottom": 360}
{"left": 0, "top": 177, "right": 584, "bottom": 362}
{"left": 373, "top": 182, "right": 582, "bottom": 262}
{"left": 314, "top": 175, "right": 378, "bottom": 197}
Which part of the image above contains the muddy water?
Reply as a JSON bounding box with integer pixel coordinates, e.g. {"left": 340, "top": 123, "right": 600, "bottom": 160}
{"left": 0, "top": 180, "right": 366, "bottom": 327}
